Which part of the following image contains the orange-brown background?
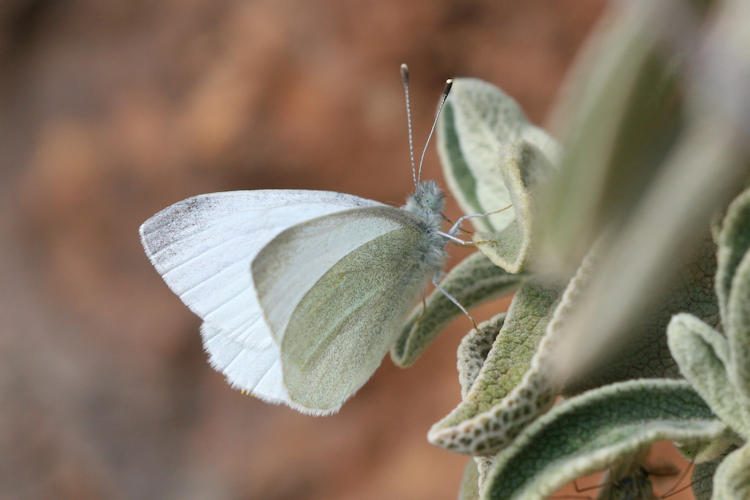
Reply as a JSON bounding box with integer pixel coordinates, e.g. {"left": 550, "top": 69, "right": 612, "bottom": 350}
{"left": 0, "top": 1, "right": 654, "bottom": 499}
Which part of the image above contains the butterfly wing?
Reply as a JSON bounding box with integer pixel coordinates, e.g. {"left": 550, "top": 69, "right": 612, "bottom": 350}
{"left": 139, "top": 190, "right": 382, "bottom": 409}
{"left": 252, "top": 206, "right": 441, "bottom": 413}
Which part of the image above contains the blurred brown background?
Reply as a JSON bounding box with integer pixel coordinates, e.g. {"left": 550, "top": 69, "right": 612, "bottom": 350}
{"left": 1, "top": 1, "right": 606, "bottom": 499}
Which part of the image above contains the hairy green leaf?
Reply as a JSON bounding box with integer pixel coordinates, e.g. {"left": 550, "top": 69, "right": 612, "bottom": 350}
{"left": 474, "top": 456, "right": 497, "bottom": 491}
{"left": 538, "top": 1, "right": 711, "bottom": 270}
{"left": 693, "top": 460, "right": 720, "bottom": 500}
{"left": 456, "top": 318, "right": 507, "bottom": 493}
{"left": 716, "top": 188, "right": 750, "bottom": 323}
{"left": 457, "top": 313, "right": 506, "bottom": 398}
{"left": 678, "top": 429, "right": 741, "bottom": 464}
{"left": 471, "top": 141, "right": 556, "bottom": 273}
{"left": 712, "top": 443, "right": 750, "bottom": 500}
{"left": 727, "top": 246, "right": 750, "bottom": 403}
{"left": 692, "top": 444, "right": 739, "bottom": 500}
{"left": 563, "top": 237, "right": 718, "bottom": 394}
{"left": 428, "top": 280, "right": 564, "bottom": 455}
{"left": 458, "top": 459, "right": 480, "bottom": 500}
{"left": 481, "top": 380, "right": 725, "bottom": 500}
{"left": 430, "top": 243, "right": 605, "bottom": 456}
{"left": 437, "top": 78, "right": 558, "bottom": 273}
{"left": 540, "top": 5, "right": 748, "bottom": 392}
{"left": 667, "top": 313, "right": 750, "bottom": 438}
{"left": 391, "top": 252, "right": 521, "bottom": 368}
{"left": 438, "top": 79, "right": 558, "bottom": 232}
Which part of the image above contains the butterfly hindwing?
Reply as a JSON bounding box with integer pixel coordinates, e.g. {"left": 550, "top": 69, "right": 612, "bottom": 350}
{"left": 252, "top": 206, "right": 439, "bottom": 412}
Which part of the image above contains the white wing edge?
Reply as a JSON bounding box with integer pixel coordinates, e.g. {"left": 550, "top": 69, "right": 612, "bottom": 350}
{"left": 201, "top": 321, "right": 342, "bottom": 416}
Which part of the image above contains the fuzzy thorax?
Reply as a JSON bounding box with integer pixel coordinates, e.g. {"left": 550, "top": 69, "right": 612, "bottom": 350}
{"left": 403, "top": 180, "right": 445, "bottom": 228}
{"left": 402, "top": 180, "right": 447, "bottom": 271}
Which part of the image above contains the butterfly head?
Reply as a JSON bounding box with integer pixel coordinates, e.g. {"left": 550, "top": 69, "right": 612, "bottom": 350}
{"left": 403, "top": 180, "right": 445, "bottom": 228}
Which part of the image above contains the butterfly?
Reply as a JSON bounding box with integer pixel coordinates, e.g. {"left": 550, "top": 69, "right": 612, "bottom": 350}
{"left": 140, "top": 65, "right": 477, "bottom": 415}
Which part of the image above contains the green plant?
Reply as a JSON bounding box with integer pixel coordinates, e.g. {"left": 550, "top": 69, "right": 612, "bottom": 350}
{"left": 393, "top": 1, "right": 750, "bottom": 498}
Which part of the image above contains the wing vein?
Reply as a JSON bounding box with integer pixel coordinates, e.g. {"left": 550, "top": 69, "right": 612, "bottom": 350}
{"left": 299, "top": 282, "right": 389, "bottom": 368}
{"left": 162, "top": 234, "right": 248, "bottom": 275}
{"left": 203, "top": 289, "right": 252, "bottom": 320}
{"left": 220, "top": 346, "right": 247, "bottom": 373}
{"left": 226, "top": 315, "right": 269, "bottom": 345}
{"left": 140, "top": 195, "right": 303, "bottom": 238}
{"left": 177, "top": 255, "right": 254, "bottom": 298}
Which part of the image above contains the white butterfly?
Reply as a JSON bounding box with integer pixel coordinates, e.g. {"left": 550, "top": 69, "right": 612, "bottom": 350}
{"left": 140, "top": 66, "right": 473, "bottom": 415}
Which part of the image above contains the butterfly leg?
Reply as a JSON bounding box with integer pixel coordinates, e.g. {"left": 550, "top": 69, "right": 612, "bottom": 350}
{"left": 658, "top": 460, "right": 694, "bottom": 498}
{"left": 445, "top": 205, "right": 514, "bottom": 237}
{"left": 438, "top": 231, "right": 499, "bottom": 248}
{"left": 432, "top": 272, "right": 478, "bottom": 330}
{"left": 438, "top": 231, "right": 475, "bottom": 246}
{"left": 446, "top": 213, "right": 482, "bottom": 236}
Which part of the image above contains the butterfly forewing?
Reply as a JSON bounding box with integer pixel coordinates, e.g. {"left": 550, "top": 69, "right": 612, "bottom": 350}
{"left": 139, "top": 190, "right": 381, "bottom": 409}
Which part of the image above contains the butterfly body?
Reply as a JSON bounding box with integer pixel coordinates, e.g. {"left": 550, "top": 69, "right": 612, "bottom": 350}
{"left": 401, "top": 179, "right": 448, "bottom": 269}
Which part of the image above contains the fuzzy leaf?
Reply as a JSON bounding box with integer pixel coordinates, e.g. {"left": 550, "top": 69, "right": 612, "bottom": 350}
{"left": 391, "top": 252, "right": 521, "bottom": 367}
{"left": 428, "top": 280, "right": 564, "bottom": 455}
{"left": 474, "top": 456, "right": 497, "bottom": 492}
{"left": 457, "top": 313, "right": 506, "bottom": 398}
{"left": 430, "top": 244, "right": 603, "bottom": 456}
{"left": 458, "top": 459, "right": 480, "bottom": 500}
{"left": 727, "top": 247, "right": 750, "bottom": 402}
{"left": 712, "top": 443, "right": 750, "bottom": 500}
{"left": 438, "top": 78, "right": 559, "bottom": 233}
{"left": 538, "top": 0, "right": 750, "bottom": 391}
{"left": 538, "top": 1, "right": 712, "bottom": 271}
{"left": 667, "top": 313, "right": 750, "bottom": 438}
{"left": 693, "top": 459, "right": 720, "bottom": 500}
{"left": 481, "top": 380, "right": 726, "bottom": 500}
{"left": 678, "top": 429, "right": 741, "bottom": 464}
{"left": 692, "top": 444, "right": 739, "bottom": 500}
{"left": 716, "top": 187, "right": 750, "bottom": 323}
{"left": 437, "top": 78, "right": 559, "bottom": 273}
{"left": 563, "top": 237, "right": 718, "bottom": 394}
{"left": 471, "top": 141, "right": 556, "bottom": 273}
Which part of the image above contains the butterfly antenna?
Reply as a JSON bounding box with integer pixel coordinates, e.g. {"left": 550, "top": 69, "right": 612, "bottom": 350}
{"left": 400, "top": 63, "right": 418, "bottom": 187}
{"left": 417, "top": 78, "right": 453, "bottom": 184}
